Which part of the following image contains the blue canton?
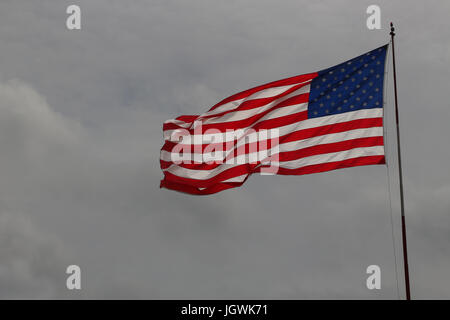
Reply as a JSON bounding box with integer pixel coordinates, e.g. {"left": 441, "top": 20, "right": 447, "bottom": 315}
{"left": 308, "top": 45, "right": 388, "bottom": 119}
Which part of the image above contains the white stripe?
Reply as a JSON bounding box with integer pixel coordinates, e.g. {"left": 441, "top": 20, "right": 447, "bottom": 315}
{"left": 204, "top": 80, "right": 311, "bottom": 117}
{"left": 164, "top": 108, "right": 383, "bottom": 143}
{"left": 247, "top": 83, "right": 301, "bottom": 99}
{"left": 160, "top": 126, "right": 383, "bottom": 163}
{"left": 165, "top": 84, "right": 310, "bottom": 129}
{"left": 163, "top": 80, "right": 312, "bottom": 127}
{"left": 163, "top": 146, "right": 384, "bottom": 181}
{"left": 164, "top": 118, "right": 196, "bottom": 126}
{"left": 277, "top": 145, "right": 384, "bottom": 169}
{"left": 278, "top": 126, "right": 382, "bottom": 153}
{"left": 199, "top": 85, "right": 310, "bottom": 125}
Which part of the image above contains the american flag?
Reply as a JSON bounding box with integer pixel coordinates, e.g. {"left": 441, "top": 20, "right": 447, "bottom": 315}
{"left": 160, "top": 45, "right": 388, "bottom": 195}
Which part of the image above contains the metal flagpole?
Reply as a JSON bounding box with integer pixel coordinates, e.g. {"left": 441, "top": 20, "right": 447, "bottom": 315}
{"left": 389, "top": 22, "right": 411, "bottom": 300}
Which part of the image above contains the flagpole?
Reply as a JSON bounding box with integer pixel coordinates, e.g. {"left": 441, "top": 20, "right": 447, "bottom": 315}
{"left": 389, "top": 22, "right": 411, "bottom": 300}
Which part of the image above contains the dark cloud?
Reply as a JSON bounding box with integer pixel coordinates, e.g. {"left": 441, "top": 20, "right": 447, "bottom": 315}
{"left": 0, "top": 212, "right": 68, "bottom": 299}
{"left": 0, "top": 0, "right": 448, "bottom": 299}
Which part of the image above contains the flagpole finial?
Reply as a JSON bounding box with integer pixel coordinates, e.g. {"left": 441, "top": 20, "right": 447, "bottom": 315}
{"left": 390, "top": 22, "right": 395, "bottom": 37}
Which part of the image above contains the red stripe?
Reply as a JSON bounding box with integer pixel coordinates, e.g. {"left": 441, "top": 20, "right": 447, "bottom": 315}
{"left": 163, "top": 110, "right": 309, "bottom": 138}
{"left": 160, "top": 136, "right": 383, "bottom": 171}
{"left": 163, "top": 164, "right": 254, "bottom": 188}
{"left": 160, "top": 155, "right": 385, "bottom": 195}
{"left": 161, "top": 117, "right": 382, "bottom": 155}
{"left": 209, "top": 73, "right": 318, "bottom": 111}
{"left": 163, "top": 82, "right": 310, "bottom": 131}
{"left": 160, "top": 136, "right": 278, "bottom": 169}
{"left": 275, "top": 93, "right": 310, "bottom": 108}
{"left": 200, "top": 84, "right": 310, "bottom": 120}
{"left": 175, "top": 115, "right": 199, "bottom": 122}
{"left": 160, "top": 179, "right": 248, "bottom": 195}
{"left": 278, "top": 136, "right": 384, "bottom": 161}
{"left": 280, "top": 117, "right": 383, "bottom": 143}
{"left": 266, "top": 155, "right": 386, "bottom": 175}
{"left": 162, "top": 142, "right": 384, "bottom": 189}
{"left": 163, "top": 91, "right": 309, "bottom": 132}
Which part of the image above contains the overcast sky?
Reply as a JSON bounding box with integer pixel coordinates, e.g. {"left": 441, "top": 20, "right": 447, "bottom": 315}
{"left": 0, "top": 0, "right": 449, "bottom": 299}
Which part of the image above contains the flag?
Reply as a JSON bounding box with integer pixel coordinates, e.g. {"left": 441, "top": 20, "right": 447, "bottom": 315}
{"left": 160, "top": 45, "right": 388, "bottom": 195}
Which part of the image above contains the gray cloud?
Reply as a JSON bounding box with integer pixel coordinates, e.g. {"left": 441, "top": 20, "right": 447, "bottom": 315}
{"left": 0, "top": 212, "right": 68, "bottom": 299}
